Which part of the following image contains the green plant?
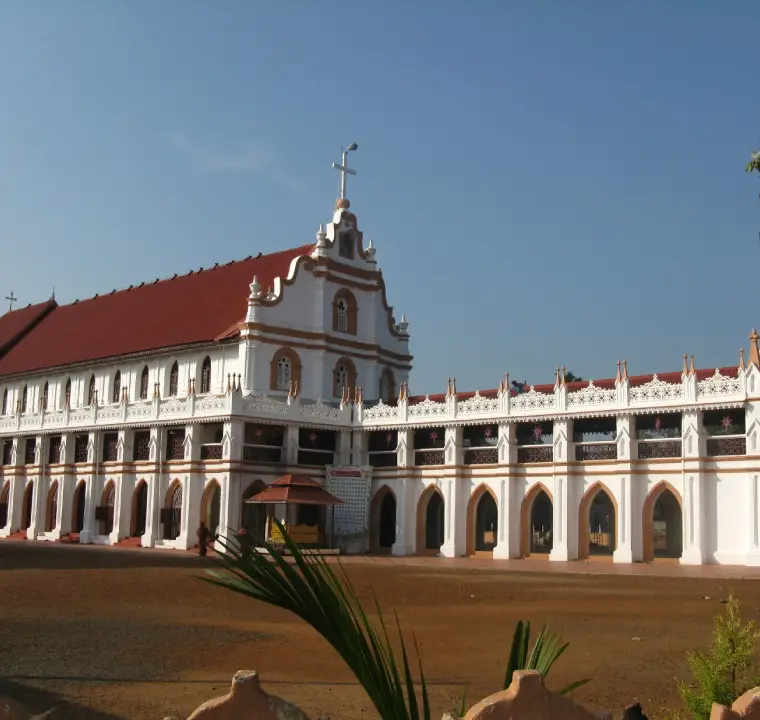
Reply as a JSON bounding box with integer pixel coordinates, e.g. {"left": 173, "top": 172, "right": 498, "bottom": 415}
{"left": 503, "top": 620, "right": 591, "bottom": 695}
{"left": 677, "top": 593, "right": 760, "bottom": 720}
{"left": 747, "top": 149, "right": 760, "bottom": 175}
{"left": 203, "top": 521, "right": 591, "bottom": 720}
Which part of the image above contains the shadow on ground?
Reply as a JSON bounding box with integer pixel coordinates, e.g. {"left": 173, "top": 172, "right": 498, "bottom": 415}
{"left": 0, "top": 541, "right": 212, "bottom": 571}
{"left": 0, "top": 677, "right": 127, "bottom": 720}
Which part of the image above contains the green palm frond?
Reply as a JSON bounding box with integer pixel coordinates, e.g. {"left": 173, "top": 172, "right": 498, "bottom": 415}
{"left": 202, "top": 520, "right": 431, "bottom": 720}
{"left": 503, "top": 620, "right": 591, "bottom": 695}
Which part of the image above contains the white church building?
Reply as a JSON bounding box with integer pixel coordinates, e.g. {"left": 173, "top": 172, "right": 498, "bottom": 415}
{"left": 1, "top": 153, "right": 759, "bottom": 566}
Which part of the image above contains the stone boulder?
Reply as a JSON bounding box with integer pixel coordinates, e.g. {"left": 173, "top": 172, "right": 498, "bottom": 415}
{"left": 711, "top": 687, "right": 760, "bottom": 719}
{"left": 186, "top": 670, "right": 310, "bottom": 720}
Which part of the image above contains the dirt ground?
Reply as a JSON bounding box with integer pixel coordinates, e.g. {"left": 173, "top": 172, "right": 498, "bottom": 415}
{"left": 1, "top": 544, "right": 760, "bottom": 720}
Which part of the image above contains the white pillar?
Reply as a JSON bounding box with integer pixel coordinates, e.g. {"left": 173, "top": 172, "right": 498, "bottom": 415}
{"left": 182, "top": 473, "right": 202, "bottom": 550}
{"left": 392, "top": 477, "right": 413, "bottom": 555}
{"left": 613, "top": 416, "right": 634, "bottom": 564}
{"left": 440, "top": 476, "right": 464, "bottom": 557}
{"left": 550, "top": 420, "right": 574, "bottom": 561}
{"left": 493, "top": 423, "right": 517, "bottom": 559}
{"left": 681, "top": 410, "right": 705, "bottom": 565}
{"left": 143, "top": 427, "right": 163, "bottom": 547}
{"left": 745, "top": 473, "right": 760, "bottom": 566}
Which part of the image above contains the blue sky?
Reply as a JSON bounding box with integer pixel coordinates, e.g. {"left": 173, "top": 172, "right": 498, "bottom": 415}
{"left": 0, "top": 2, "right": 758, "bottom": 394}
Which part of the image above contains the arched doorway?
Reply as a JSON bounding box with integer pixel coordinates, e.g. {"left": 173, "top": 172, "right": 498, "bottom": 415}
{"left": 163, "top": 481, "right": 182, "bottom": 540}
{"left": 370, "top": 486, "right": 396, "bottom": 554}
{"left": 578, "top": 483, "right": 617, "bottom": 559}
{"left": 466, "top": 485, "right": 498, "bottom": 555}
{"left": 241, "top": 481, "right": 268, "bottom": 544}
{"left": 416, "top": 486, "right": 444, "bottom": 554}
{"left": 45, "top": 481, "right": 59, "bottom": 532}
{"left": 0, "top": 481, "right": 9, "bottom": 529}
{"left": 643, "top": 483, "right": 683, "bottom": 561}
{"left": 22, "top": 482, "right": 34, "bottom": 530}
{"left": 100, "top": 481, "right": 116, "bottom": 535}
{"left": 200, "top": 480, "right": 222, "bottom": 537}
{"left": 520, "top": 484, "right": 554, "bottom": 557}
{"left": 72, "top": 481, "right": 86, "bottom": 534}
{"left": 131, "top": 481, "right": 148, "bottom": 537}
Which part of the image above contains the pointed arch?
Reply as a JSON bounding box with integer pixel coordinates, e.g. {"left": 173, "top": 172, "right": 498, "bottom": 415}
{"left": 332, "top": 288, "right": 358, "bottom": 335}
{"left": 643, "top": 481, "right": 683, "bottom": 561}
{"left": 378, "top": 367, "right": 396, "bottom": 403}
{"left": 42, "top": 382, "right": 49, "bottom": 411}
{"left": 269, "top": 347, "right": 302, "bottom": 392}
{"left": 578, "top": 481, "right": 618, "bottom": 560}
{"left": 164, "top": 479, "right": 183, "bottom": 540}
{"left": 370, "top": 484, "right": 397, "bottom": 554}
{"left": 140, "top": 366, "right": 150, "bottom": 400}
{"left": 1, "top": 388, "right": 7, "bottom": 415}
{"left": 46, "top": 481, "right": 59, "bottom": 532}
{"left": 100, "top": 480, "right": 116, "bottom": 535}
{"left": 200, "top": 356, "right": 212, "bottom": 394}
{"left": 415, "top": 484, "right": 445, "bottom": 554}
{"left": 169, "top": 362, "right": 179, "bottom": 397}
{"left": 0, "top": 481, "right": 9, "bottom": 529}
{"left": 466, "top": 483, "right": 499, "bottom": 555}
{"left": 241, "top": 479, "right": 268, "bottom": 543}
{"left": 333, "top": 356, "right": 357, "bottom": 398}
{"left": 20, "top": 384, "right": 28, "bottom": 413}
{"left": 88, "top": 374, "right": 96, "bottom": 406}
{"left": 71, "top": 480, "right": 86, "bottom": 534}
{"left": 22, "top": 481, "right": 34, "bottom": 530}
{"left": 112, "top": 371, "right": 121, "bottom": 404}
{"left": 64, "top": 377, "right": 72, "bottom": 408}
{"left": 200, "top": 479, "right": 222, "bottom": 537}
{"left": 520, "top": 483, "right": 554, "bottom": 557}
{"left": 131, "top": 479, "right": 149, "bottom": 537}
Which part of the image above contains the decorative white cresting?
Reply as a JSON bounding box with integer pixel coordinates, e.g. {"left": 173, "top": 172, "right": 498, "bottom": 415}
{"left": 362, "top": 400, "right": 399, "bottom": 421}
{"left": 301, "top": 400, "right": 343, "bottom": 420}
{"left": 697, "top": 368, "right": 741, "bottom": 398}
{"left": 160, "top": 398, "right": 187, "bottom": 416}
{"left": 195, "top": 395, "right": 227, "bottom": 413}
{"left": 408, "top": 396, "right": 447, "bottom": 418}
{"left": 511, "top": 386, "right": 556, "bottom": 411}
{"left": 457, "top": 391, "right": 499, "bottom": 415}
{"left": 69, "top": 407, "right": 91, "bottom": 423}
{"left": 629, "top": 374, "right": 684, "bottom": 403}
{"left": 566, "top": 381, "right": 617, "bottom": 408}
{"left": 242, "top": 395, "right": 289, "bottom": 416}
{"left": 126, "top": 402, "right": 152, "bottom": 419}
{"left": 98, "top": 405, "right": 122, "bottom": 420}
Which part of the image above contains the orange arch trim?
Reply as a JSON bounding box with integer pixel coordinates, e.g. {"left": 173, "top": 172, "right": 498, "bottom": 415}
{"left": 577, "top": 481, "right": 618, "bottom": 560}
{"left": 466, "top": 483, "right": 498, "bottom": 556}
{"left": 416, "top": 484, "right": 444, "bottom": 555}
{"left": 642, "top": 481, "right": 683, "bottom": 562}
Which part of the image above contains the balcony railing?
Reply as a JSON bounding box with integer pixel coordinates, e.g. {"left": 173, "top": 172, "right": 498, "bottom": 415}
{"left": 464, "top": 447, "right": 498, "bottom": 465}
{"left": 297, "top": 449, "right": 334, "bottom": 466}
{"left": 517, "top": 445, "right": 553, "bottom": 464}
{"left": 415, "top": 449, "right": 444, "bottom": 466}
{"left": 243, "top": 445, "right": 282, "bottom": 463}
{"left": 637, "top": 439, "right": 682, "bottom": 459}
{"left": 368, "top": 451, "right": 398, "bottom": 468}
{"left": 575, "top": 442, "right": 617, "bottom": 462}
{"left": 200, "top": 443, "right": 222, "bottom": 460}
{"left": 706, "top": 436, "right": 746, "bottom": 457}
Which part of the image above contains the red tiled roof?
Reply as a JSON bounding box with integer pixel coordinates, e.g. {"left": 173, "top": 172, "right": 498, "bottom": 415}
{"left": 0, "top": 245, "right": 314, "bottom": 377}
{"left": 0, "top": 300, "right": 56, "bottom": 358}
{"left": 244, "top": 474, "right": 344, "bottom": 506}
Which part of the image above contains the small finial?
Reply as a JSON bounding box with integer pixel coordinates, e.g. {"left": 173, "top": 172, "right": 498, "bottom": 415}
{"left": 750, "top": 330, "right": 760, "bottom": 368}
{"left": 616, "top": 360, "right": 622, "bottom": 382}
{"left": 249, "top": 276, "right": 261, "bottom": 299}
{"left": 561, "top": 366, "right": 567, "bottom": 386}
{"left": 740, "top": 347, "right": 746, "bottom": 370}
{"left": 689, "top": 355, "right": 695, "bottom": 375}
{"left": 682, "top": 354, "right": 688, "bottom": 374}
{"left": 365, "top": 238, "right": 376, "bottom": 261}
{"left": 191, "top": 378, "right": 196, "bottom": 395}
{"left": 397, "top": 313, "right": 409, "bottom": 334}
{"left": 226, "top": 374, "right": 231, "bottom": 393}
{"left": 452, "top": 378, "right": 457, "bottom": 395}
{"left": 236, "top": 373, "right": 242, "bottom": 392}
{"left": 555, "top": 366, "right": 561, "bottom": 386}
{"left": 316, "top": 224, "right": 327, "bottom": 247}
{"left": 622, "top": 360, "right": 629, "bottom": 380}
{"left": 51, "top": 286, "right": 56, "bottom": 301}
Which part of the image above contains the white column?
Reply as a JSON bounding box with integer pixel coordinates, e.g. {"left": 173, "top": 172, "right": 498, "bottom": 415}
{"left": 493, "top": 423, "right": 517, "bottom": 559}
{"left": 746, "top": 473, "right": 760, "bottom": 566}
{"left": 613, "top": 416, "right": 634, "bottom": 564}
{"left": 392, "top": 477, "right": 413, "bottom": 555}
{"left": 3, "top": 477, "right": 24, "bottom": 535}
{"left": 78, "top": 431, "right": 99, "bottom": 543}
{"left": 284, "top": 425, "right": 299, "bottom": 465}
{"left": 181, "top": 473, "right": 202, "bottom": 550}
{"left": 217, "top": 472, "right": 241, "bottom": 549}
{"left": 143, "top": 427, "right": 163, "bottom": 547}
{"left": 440, "top": 476, "right": 464, "bottom": 557}
{"left": 336, "top": 430, "right": 352, "bottom": 466}
{"left": 681, "top": 410, "right": 705, "bottom": 565}
{"left": 350, "top": 429, "right": 367, "bottom": 467}
{"left": 550, "top": 420, "right": 574, "bottom": 561}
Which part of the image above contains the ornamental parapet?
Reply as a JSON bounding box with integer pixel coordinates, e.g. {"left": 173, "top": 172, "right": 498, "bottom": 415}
{"left": 357, "top": 368, "right": 746, "bottom": 429}
{"left": 0, "top": 390, "right": 353, "bottom": 437}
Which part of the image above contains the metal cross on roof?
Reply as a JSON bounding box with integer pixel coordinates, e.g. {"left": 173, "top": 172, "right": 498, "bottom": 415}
{"left": 332, "top": 143, "right": 358, "bottom": 200}
{"left": 5, "top": 290, "right": 17, "bottom": 311}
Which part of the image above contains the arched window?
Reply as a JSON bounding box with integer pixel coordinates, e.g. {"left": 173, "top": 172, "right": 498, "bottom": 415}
{"left": 21, "top": 385, "right": 28, "bottom": 413}
{"left": 64, "top": 378, "right": 72, "bottom": 408}
{"left": 269, "top": 347, "right": 302, "bottom": 393}
{"left": 333, "top": 357, "right": 357, "bottom": 398}
{"left": 112, "top": 371, "right": 121, "bottom": 404}
{"left": 169, "top": 362, "right": 179, "bottom": 397}
{"left": 140, "top": 366, "right": 149, "bottom": 400}
{"left": 42, "top": 382, "right": 49, "bottom": 411}
{"left": 200, "top": 356, "right": 211, "bottom": 394}
{"left": 88, "top": 374, "right": 96, "bottom": 406}
{"left": 379, "top": 368, "right": 396, "bottom": 403}
{"left": 1, "top": 389, "right": 7, "bottom": 415}
{"left": 332, "top": 289, "right": 358, "bottom": 335}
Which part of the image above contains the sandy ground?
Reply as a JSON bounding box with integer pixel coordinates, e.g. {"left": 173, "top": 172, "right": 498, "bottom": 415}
{"left": 1, "top": 543, "right": 760, "bottom": 719}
